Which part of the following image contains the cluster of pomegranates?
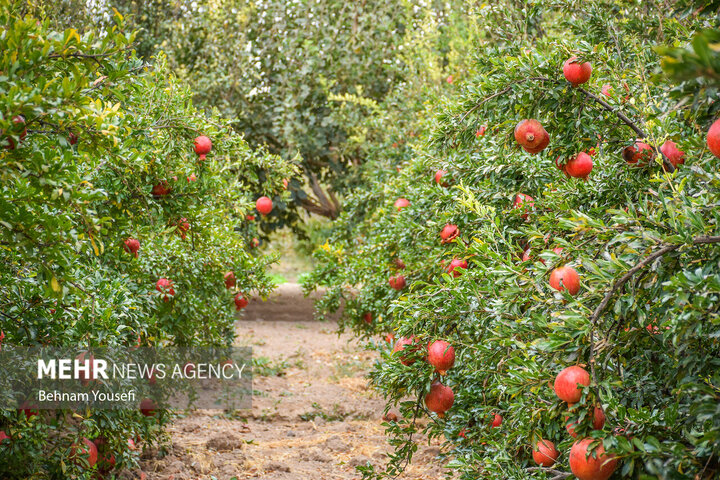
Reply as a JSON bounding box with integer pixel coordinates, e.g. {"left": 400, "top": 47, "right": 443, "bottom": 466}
{"left": 528, "top": 365, "right": 618, "bottom": 480}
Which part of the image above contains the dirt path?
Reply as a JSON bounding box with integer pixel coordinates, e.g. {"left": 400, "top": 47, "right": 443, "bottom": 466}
{"left": 139, "top": 283, "right": 446, "bottom": 480}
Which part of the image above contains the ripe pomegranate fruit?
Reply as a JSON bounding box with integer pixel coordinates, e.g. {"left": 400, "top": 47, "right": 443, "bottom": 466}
{"left": 563, "top": 56, "right": 592, "bottom": 86}
{"left": 446, "top": 75, "right": 454, "bottom": 84}
{"left": 383, "top": 412, "right": 398, "bottom": 422}
{"left": 569, "top": 438, "right": 618, "bottom": 480}
{"left": 434, "top": 169, "right": 448, "bottom": 186}
{"left": 18, "top": 401, "right": 38, "bottom": 419}
{"left": 708, "top": 119, "right": 720, "bottom": 158}
{"left": 440, "top": 224, "right": 459, "bottom": 243}
{"left": 256, "top": 196, "right": 273, "bottom": 215}
{"left": 388, "top": 274, "right": 406, "bottom": 291}
{"left": 139, "top": 398, "right": 156, "bottom": 416}
{"left": 533, "top": 439, "right": 560, "bottom": 467}
{"left": 564, "top": 152, "right": 593, "bottom": 179}
{"left": 549, "top": 266, "right": 581, "bottom": 296}
{"left": 176, "top": 218, "right": 190, "bottom": 239}
{"left": 68, "top": 131, "right": 78, "bottom": 145}
{"left": 622, "top": 141, "right": 654, "bottom": 166}
{"left": 554, "top": 366, "right": 590, "bottom": 403}
{"left": 151, "top": 181, "right": 171, "bottom": 197}
{"left": 393, "top": 258, "right": 406, "bottom": 269}
{"left": 491, "top": 414, "right": 502, "bottom": 428}
{"left": 566, "top": 406, "right": 606, "bottom": 438}
{"left": 234, "top": 293, "right": 249, "bottom": 310}
{"left": 4, "top": 115, "right": 26, "bottom": 150}
{"left": 155, "top": 278, "right": 175, "bottom": 302}
{"left": 427, "top": 340, "right": 455, "bottom": 374}
{"left": 447, "top": 258, "right": 468, "bottom": 277}
{"left": 246, "top": 214, "right": 255, "bottom": 221}
{"left": 513, "top": 193, "right": 535, "bottom": 220}
{"left": 123, "top": 238, "right": 139, "bottom": 257}
{"left": 393, "top": 336, "right": 419, "bottom": 365}
{"left": 601, "top": 84, "right": 613, "bottom": 98}
{"left": 514, "top": 119, "right": 550, "bottom": 154}
{"left": 660, "top": 140, "right": 685, "bottom": 168}
{"left": 71, "top": 438, "right": 98, "bottom": 468}
{"left": 363, "top": 312, "right": 373, "bottom": 324}
{"left": 394, "top": 198, "right": 410, "bottom": 211}
{"left": 224, "top": 271, "right": 236, "bottom": 289}
{"left": 424, "top": 382, "right": 454, "bottom": 417}
{"left": 187, "top": 173, "right": 197, "bottom": 182}
{"left": 193, "top": 135, "right": 212, "bottom": 160}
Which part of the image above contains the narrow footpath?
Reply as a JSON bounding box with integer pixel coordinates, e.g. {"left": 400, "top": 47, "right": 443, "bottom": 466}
{"left": 138, "top": 283, "right": 446, "bottom": 480}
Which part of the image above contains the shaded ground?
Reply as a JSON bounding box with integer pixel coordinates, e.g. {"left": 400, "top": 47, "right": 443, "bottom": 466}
{"left": 138, "top": 284, "right": 446, "bottom": 479}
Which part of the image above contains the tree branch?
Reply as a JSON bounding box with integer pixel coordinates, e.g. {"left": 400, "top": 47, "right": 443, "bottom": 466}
{"left": 587, "top": 235, "right": 720, "bottom": 378}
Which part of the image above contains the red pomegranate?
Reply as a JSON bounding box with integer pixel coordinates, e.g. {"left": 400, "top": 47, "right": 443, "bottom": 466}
{"left": 139, "top": 398, "right": 156, "bottom": 416}
{"left": 533, "top": 439, "right": 560, "bottom": 467}
{"left": 123, "top": 238, "right": 140, "bottom": 257}
{"left": 224, "top": 271, "right": 236, "bottom": 289}
{"left": 563, "top": 56, "right": 592, "bottom": 86}
{"left": 566, "top": 406, "right": 606, "bottom": 438}
{"left": 393, "top": 336, "right": 419, "bottom": 365}
{"left": 363, "top": 312, "right": 373, "bottom": 324}
{"left": 155, "top": 278, "right": 175, "bottom": 302}
{"left": 256, "top": 196, "right": 273, "bottom": 215}
{"left": 514, "top": 119, "right": 550, "bottom": 154}
{"left": 708, "top": 119, "right": 720, "bottom": 158}
{"left": 424, "top": 382, "right": 454, "bottom": 417}
{"left": 434, "top": 169, "right": 448, "bottom": 186}
{"left": 234, "top": 293, "right": 249, "bottom": 310}
{"left": 187, "top": 173, "right": 197, "bottom": 182}
{"left": 440, "top": 224, "right": 459, "bottom": 243}
{"left": 569, "top": 438, "right": 618, "bottom": 480}
{"left": 622, "top": 141, "right": 654, "bottom": 166}
{"left": 250, "top": 237, "right": 260, "bottom": 248}
{"left": 176, "top": 218, "right": 190, "bottom": 239}
{"left": 388, "top": 274, "right": 406, "bottom": 291}
{"left": 4, "top": 115, "right": 26, "bottom": 150}
{"left": 491, "top": 413, "right": 502, "bottom": 428}
{"left": 446, "top": 75, "right": 454, "bottom": 84}
{"left": 394, "top": 198, "right": 410, "bottom": 211}
{"left": 246, "top": 214, "right": 256, "bottom": 221}
{"left": 601, "top": 84, "right": 613, "bottom": 98}
{"left": 564, "top": 152, "right": 593, "bottom": 179}
{"left": 393, "top": 258, "right": 406, "bottom": 270}
{"left": 447, "top": 259, "right": 468, "bottom": 277}
{"left": 554, "top": 366, "right": 590, "bottom": 403}
{"left": 151, "top": 181, "right": 171, "bottom": 197}
{"left": 68, "top": 131, "right": 78, "bottom": 145}
{"left": 549, "top": 266, "right": 581, "bottom": 296}
{"left": 513, "top": 193, "right": 535, "bottom": 220}
{"left": 71, "top": 438, "right": 98, "bottom": 468}
{"left": 660, "top": 140, "right": 684, "bottom": 168}
{"left": 193, "top": 135, "right": 212, "bottom": 160}
{"left": 427, "top": 340, "right": 455, "bottom": 375}
{"left": 18, "top": 401, "right": 39, "bottom": 419}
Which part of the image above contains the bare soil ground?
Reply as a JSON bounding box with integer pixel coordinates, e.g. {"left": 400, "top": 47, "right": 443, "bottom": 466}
{"left": 137, "top": 283, "right": 446, "bottom": 480}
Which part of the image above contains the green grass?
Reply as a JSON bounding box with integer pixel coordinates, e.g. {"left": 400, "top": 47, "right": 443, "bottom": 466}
{"left": 267, "top": 272, "right": 288, "bottom": 285}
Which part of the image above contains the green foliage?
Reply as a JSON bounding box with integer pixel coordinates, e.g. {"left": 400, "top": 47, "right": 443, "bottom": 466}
{"left": 305, "top": 2, "right": 720, "bottom": 479}
{"left": 0, "top": 3, "right": 295, "bottom": 477}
